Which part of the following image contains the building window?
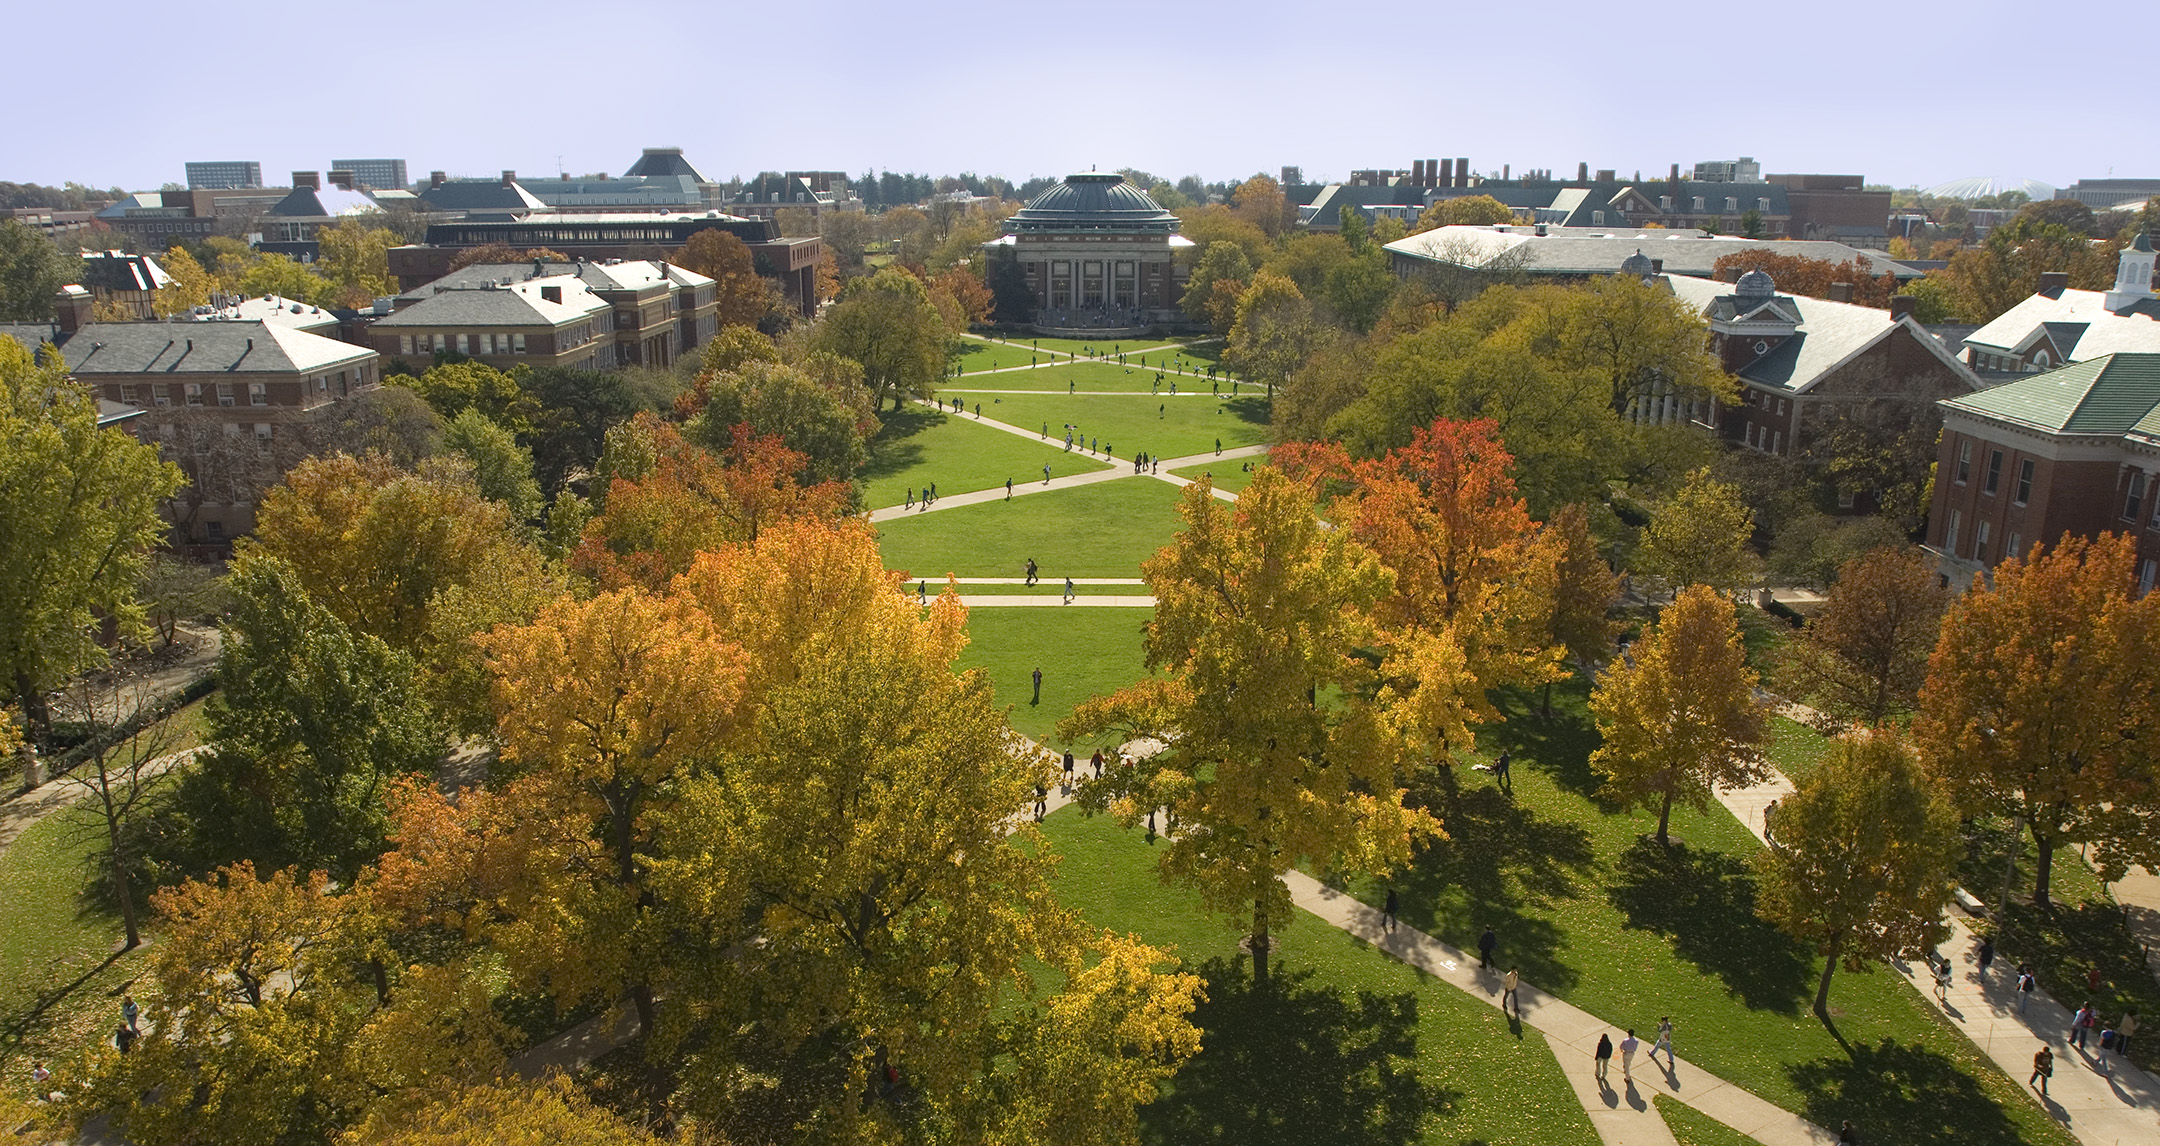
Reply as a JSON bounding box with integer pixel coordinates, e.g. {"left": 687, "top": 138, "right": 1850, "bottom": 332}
{"left": 1955, "top": 440, "right": 1971, "bottom": 483}
{"left": 185, "top": 384, "right": 202, "bottom": 406}
{"left": 2016, "top": 459, "right": 2034, "bottom": 504}
{"left": 119, "top": 384, "right": 137, "bottom": 404}
{"left": 1771, "top": 431, "right": 1782, "bottom": 453}
{"left": 2128, "top": 472, "right": 2149, "bottom": 522}
{"left": 1945, "top": 509, "right": 1961, "bottom": 554}
{"left": 399, "top": 335, "right": 414, "bottom": 355}
{"left": 513, "top": 334, "right": 526, "bottom": 353}
{"left": 206, "top": 521, "right": 224, "bottom": 540}
{"left": 2006, "top": 532, "right": 2020, "bottom": 562}
{"left": 1776, "top": 399, "right": 1786, "bottom": 416}
{"left": 1984, "top": 450, "right": 2003, "bottom": 494}
{"left": 2144, "top": 559, "right": 2158, "bottom": 597}
{"left": 152, "top": 385, "right": 169, "bottom": 407}
{"left": 1837, "top": 489, "right": 1858, "bottom": 509}
{"left": 254, "top": 423, "right": 272, "bottom": 442}
{"left": 216, "top": 383, "right": 234, "bottom": 407}
{"left": 455, "top": 334, "right": 469, "bottom": 354}
{"left": 1975, "top": 520, "right": 1991, "bottom": 562}
{"left": 249, "top": 382, "right": 266, "bottom": 406}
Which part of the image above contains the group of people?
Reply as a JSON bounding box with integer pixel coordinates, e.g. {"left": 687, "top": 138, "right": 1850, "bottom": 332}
{"left": 903, "top": 483, "right": 939, "bottom": 511}
{"left": 1591, "top": 1016, "right": 1680, "bottom": 1086}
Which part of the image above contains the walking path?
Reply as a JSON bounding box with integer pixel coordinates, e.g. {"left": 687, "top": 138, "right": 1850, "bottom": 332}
{"left": 1712, "top": 762, "right": 2160, "bottom": 1145}
{"left": 0, "top": 747, "right": 205, "bottom": 855}
{"left": 1284, "top": 871, "right": 1835, "bottom": 1145}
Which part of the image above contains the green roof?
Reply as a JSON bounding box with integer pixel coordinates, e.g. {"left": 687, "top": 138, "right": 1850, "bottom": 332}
{"left": 1944, "top": 353, "right": 2160, "bottom": 434}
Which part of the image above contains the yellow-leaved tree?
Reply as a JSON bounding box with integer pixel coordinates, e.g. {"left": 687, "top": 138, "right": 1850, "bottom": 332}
{"left": 1636, "top": 466, "right": 1755, "bottom": 597}
{"left": 1063, "top": 470, "right": 1441, "bottom": 985}
{"left": 1590, "top": 584, "right": 1769, "bottom": 846}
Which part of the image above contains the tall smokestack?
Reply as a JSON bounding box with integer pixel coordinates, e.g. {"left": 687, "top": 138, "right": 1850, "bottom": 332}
{"left": 1457, "top": 157, "right": 1470, "bottom": 187}
{"left": 1577, "top": 162, "right": 1589, "bottom": 183}
{"left": 1427, "top": 159, "right": 1439, "bottom": 188}
{"left": 1412, "top": 160, "right": 1425, "bottom": 186}
{"left": 1439, "top": 159, "right": 1453, "bottom": 187}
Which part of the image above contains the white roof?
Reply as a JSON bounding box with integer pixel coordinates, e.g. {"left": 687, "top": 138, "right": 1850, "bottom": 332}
{"left": 192, "top": 294, "right": 340, "bottom": 333}
{"left": 1964, "top": 288, "right": 2160, "bottom": 359}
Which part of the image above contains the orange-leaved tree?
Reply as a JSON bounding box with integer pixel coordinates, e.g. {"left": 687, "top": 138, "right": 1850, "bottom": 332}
{"left": 1913, "top": 532, "right": 2160, "bottom": 910}
{"left": 1787, "top": 546, "right": 1948, "bottom": 727}
{"left": 1590, "top": 584, "right": 1769, "bottom": 845}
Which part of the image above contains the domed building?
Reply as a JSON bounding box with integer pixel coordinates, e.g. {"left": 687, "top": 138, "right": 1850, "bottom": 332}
{"left": 984, "top": 172, "right": 1194, "bottom": 333}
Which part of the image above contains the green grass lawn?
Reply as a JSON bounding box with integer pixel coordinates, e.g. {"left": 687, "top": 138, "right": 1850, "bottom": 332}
{"left": 860, "top": 406, "right": 1109, "bottom": 509}
{"left": 1767, "top": 714, "right": 1835, "bottom": 788}
{"left": 1168, "top": 461, "right": 1265, "bottom": 495}
{"left": 1039, "top": 807, "right": 1598, "bottom": 1145}
{"left": 943, "top": 582, "right": 1148, "bottom": 596}
{"left": 963, "top": 334, "right": 1182, "bottom": 359}
{"left": 955, "top": 606, "right": 1154, "bottom": 748}
{"left": 1655, "top": 1095, "right": 1760, "bottom": 1146}
{"left": 966, "top": 393, "right": 1270, "bottom": 463}
{"left": 1326, "top": 675, "right": 2076, "bottom": 1146}
{"left": 878, "top": 479, "right": 1190, "bottom": 582}
{"left": 947, "top": 360, "right": 1258, "bottom": 395}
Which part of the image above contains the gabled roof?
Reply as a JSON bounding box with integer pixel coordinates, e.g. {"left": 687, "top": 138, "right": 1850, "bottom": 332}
{"left": 1386, "top": 226, "right": 1919, "bottom": 280}
{"left": 419, "top": 180, "right": 550, "bottom": 213}
{"left": 267, "top": 186, "right": 382, "bottom": 219}
{"left": 517, "top": 175, "right": 703, "bottom": 210}
{"left": 1666, "top": 275, "right": 1982, "bottom": 395}
{"left": 1943, "top": 354, "right": 2160, "bottom": 435}
{"left": 56, "top": 320, "right": 374, "bottom": 376}
{"left": 78, "top": 252, "right": 172, "bottom": 293}
{"left": 373, "top": 275, "right": 608, "bottom": 328}
{"left": 1962, "top": 287, "right": 2160, "bottom": 359}
{"left": 397, "top": 259, "right": 707, "bottom": 302}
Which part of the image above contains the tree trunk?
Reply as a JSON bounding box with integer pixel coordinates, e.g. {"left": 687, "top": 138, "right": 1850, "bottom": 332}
{"left": 112, "top": 857, "right": 139, "bottom": 951}
{"left": 1250, "top": 899, "right": 1271, "bottom": 989}
{"left": 1813, "top": 933, "right": 1843, "bottom": 1019}
{"left": 2032, "top": 826, "right": 2055, "bottom": 914}
{"left": 1541, "top": 679, "right": 1554, "bottom": 718}
{"left": 1655, "top": 787, "right": 1675, "bottom": 846}
{"left": 15, "top": 670, "right": 51, "bottom": 742}
{"left": 631, "top": 981, "right": 658, "bottom": 1039}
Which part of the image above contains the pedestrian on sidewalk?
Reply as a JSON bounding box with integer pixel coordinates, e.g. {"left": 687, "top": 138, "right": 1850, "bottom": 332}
{"left": 1006, "top": 478, "right": 1013, "bottom": 500}
{"left": 1063, "top": 578, "right": 1075, "bottom": 605}
{"left": 2072, "top": 1003, "right": 2096, "bottom": 1048}
{"left": 918, "top": 580, "right": 927, "bottom": 605}
{"left": 1034, "top": 782, "right": 1047, "bottom": 821}
{"left": 1593, "top": 1033, "right": 1613, "bottom": 1083}
{"left": 1026, "top": 557, "right": 1039, "bottom": 585}
{"left": 1062, "top": 750, "right": 1076, "bottom": 791}
{"left": 114, "top": 1024, "right": 136, "bottom": 1055}
{"left": 122, "top": 994, "right": 138, "bottom": 1032}
{"left": 1619, "top": 1029, "right": 1640, "bottom": 1081}
{"left": 2017, "top": 968, "right": 2036, "bottom": 1014}
{"left": 1503, "top": 967, "right": 1520, "bottom": 1016}
{"left": 1936, "top": 958, "right": 1954, "bottom": 1002}
{"left": 2030, "top": 1044, "right": 2054, "bottom": 1095}
{"left": 1214, "top": 437, "right": 1222, "bottom": 455}
{"left": 906, "top": 488, "right": 914, "bottom": 509}
{"left": 1976, "top": 935, "right": 1995, "bottom": 979}
{"left": 1653, "top": 1016, "right": 1674, "bottom": 1066}
{"left": 2119, "top": 1010, "right": 2139, "bottom": 1057}
{"left": 1382, "top": 887, "right": 1399, "bottom": 933}
{"left": 1762, "top": 798, "right": 1779, "bottom": 840}
{"left": 1837, "top": 1120, "right": 1858, "bottom": 1144}
{"left": 1043, "top": 462, "right": 1052, "bottom": 484}
{"left": 1090, "top": 748, "right": 1103, "bottom": 779}
{"left": 1031, "top": 667, "right": 1043, "bottom": 706}
{"left": 1478, "top": 925, "right": 1497, "bottom": 970}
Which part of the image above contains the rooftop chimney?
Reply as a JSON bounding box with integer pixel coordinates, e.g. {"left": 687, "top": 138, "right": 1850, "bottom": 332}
{"left": 501, "top": 170, "right": 517, "bottom": 187}
{"left": 1650, "top": 259, "right": 1664, "bottom": 275}
{"left": 327, "top": 169, "right": 355, "bottom": 190}
{"left": 2038, "top": 271, "right": 2069, "bottom": 295}
{"left": 1412, "top": 159, "right": 1425, "bottom": 185}
{"left": 1596, "top": 169, "right": 1616, "bottom": 183}
{"left": 1577, "top": 162, "right": 1589, "bottom": 183}
{"left": 1827, "top": 282, "right": 1853, "bottom": 302}
{"left": 1457, "top": 157, "right": 1469, "bottom": 187}
{"left": 1890, "top": 296, "right": 1917, "bottom": 321}
{"left": 292, "top": 171, "right": 320, "bottom": 190}
{"left": 55, "top": 285, "right": 92, "bottom": 334}
{"left": 1439, "top": 158, "right": 1453, "bottom": 187}
{"left": 430, "top": 171, "right": 447, "bottom": 189}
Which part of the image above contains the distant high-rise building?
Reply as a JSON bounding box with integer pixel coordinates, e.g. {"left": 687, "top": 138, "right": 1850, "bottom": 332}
{"left": 1693, "top": 157, "right": 1764, "bottom": 184}
{"left": 1281, "top": 166, "right": 1303, "bottom": 187}
{"left": 185, "top": 161, "right": 263, "bottom": 190}
{"left": 332, "top": 159, "right": 408, "bottom": 191}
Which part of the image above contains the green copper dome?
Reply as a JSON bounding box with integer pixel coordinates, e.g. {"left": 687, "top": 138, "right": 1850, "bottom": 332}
{"left": 1007, "top": 173, "right": 1180, "bottom": 234}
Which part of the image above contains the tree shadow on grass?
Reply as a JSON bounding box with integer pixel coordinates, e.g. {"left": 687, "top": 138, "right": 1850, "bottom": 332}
{"left": 1389, "top": 784, "right": 1593, "bottom": 996}
{"left": 860, "top": 407, "right": 949, "bottom": 479}
{"left": 1484, "top": 685, "right": 1607, "bottom": 802}
{"left": 1606, "top": 837, "right": 1810, "bottom": 1013}
{"left": 1143, "top": 959, "right": 1457, "bottom": 1146}
{"left": 1224, "top": 396, "right": 1270, "bottom": 431}
{"left": 1788, "top": 1038, "right": 2034, "bottom": 1146}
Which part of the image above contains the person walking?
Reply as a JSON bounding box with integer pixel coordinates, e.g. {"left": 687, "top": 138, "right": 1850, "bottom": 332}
{"left": 1006, "top": 478, "right": 1013, "bottom": 501}
{"left": 1382, "top": 887, "right": 1399, "bottom": 933}
{"left": 1762, "top": 798, "right": 1779, "bottom": 840}
{"left": 1034, "top": 782, "right": 1047, "bottom": 821}
{"left": 905, "top": 488, "right": 914, "bottom": 509}
{"left": 1494, "top": 750, "right": 1512, "bottom": 792}
{"left": 918, "top": 580, "right": 927, "bottom": 605}
{"left": 1214, "top": 437, "right": 1222, "bottom": 455}
{"left": 1478, "top": 925, "right": 1497, "bottom": 970}
{"left": 114, "top": 1024, "right": 136, "bottom": 1055}
{"left": 1025, "top": 557, "right": 1039, "bottom": 585}
{"left": 2030, "top": 1044, "right": 2054, "bottom": 1095}
{"left": 2072, "top": 1003, "right": 2096, "bottom": 1049}
{"left": 1090, "top": 748, "right": 1103, "bottom": 779}
{"left": 1976, "top": 935, "right": 1995, "bottom": 979}
{"left": 1594, "top": 1033, "right": 1613, "bottom": 1084}
{"left": 2016, "top": 967, "right": 2037, "bottom": 1014}
{"left": 1031, "top": 667, "right": 1043, "bottom": 706}
{"left": 1838, "top": 1120, "right": 1859, "bottom": 1144}
{"left": 1062, "top": 750, "right": 1076, "bottom": 791}
{"left": 2119, "top": 1010, "right": 2139, "bottom": 1057}
{"left": 1063, "top": 577, "right": 1076, "bottom": 605}
{"left": 1937, "top": 958, "right": 1955, "bottom": 1003}
{"left": 1043, "top": 462, "right": 1052, "bottom": 484}
{"left": 122, "top": 995, "right": 139, "bottom": 1033}
{"left": 1503, "top": 967, "right": 1520, "bottom": 1016}
{"left": 1653, "top": 1016, "right": 1674, "bottom": 1067}
{"left": 1620, "top": 1028, "right": 1640, "bottom": 1081}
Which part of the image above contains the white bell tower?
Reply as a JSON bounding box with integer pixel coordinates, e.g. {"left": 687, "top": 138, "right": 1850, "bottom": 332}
{"left": 2106, "top": 231, "right": 2156, "bottom": 312}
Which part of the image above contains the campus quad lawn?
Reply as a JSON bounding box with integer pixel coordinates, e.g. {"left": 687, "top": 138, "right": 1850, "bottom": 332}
{"left": 938, "top": 582, "right": 1146, "bottom": 596}
{"left": 1330, "top": 676, "right": 2078, "bottom": 1146}
{"left": 962, "top": 334, "right": 1178, "bottom": 359}
{"left": 859, "top": 406, "right": 1108, "bottom": 509}
{"left": 948, "top": 360, "right": 1255, "bottom": 395}
{"left": 1168, "top": 461, "right": 1264, "bottom": 495}
{"left": 877, "top": 478, "right": 1190, "bottom": 582}
{"left": 968, "top": 392, "right": 1270, "bottom": 462}
{"left": 1654, "top": 1095, "right": 1759, "bottom": 1146}
{"left": 955, "top": 606, "right": 1153, "bottom": 749}
{"left": 1036, "top": 806, "right": 1598, "bottom": 1146}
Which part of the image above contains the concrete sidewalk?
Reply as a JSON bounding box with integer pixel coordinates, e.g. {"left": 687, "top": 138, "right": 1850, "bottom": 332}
{"left": 952, "top": 595, "right": 1157, "bottom": 608}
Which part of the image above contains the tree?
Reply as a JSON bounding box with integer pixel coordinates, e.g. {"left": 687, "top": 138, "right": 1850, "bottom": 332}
{"left": 441, "top": 408, "right": 544, "bottom": 522}
{"left": 1637, "top": 467, "right": 1755, "bottom": 596}
{"left": 0, "top": 337, "right": 183, "bottom": 737}
{"left": 1226, "top": 270, "right": 1317, "bottom": 401}
{"left": 1563, "top": 273, "right": 1729, "bottom": 418}
{"left": 59, "top": 670, "right": 185, "bottom": 949}
{"left": 1322, "top": 251, "right": 1398, "bottom": 335}
{"left": 1174, "top": 204, "right": 1271, "bottom": 270}
{"left": 1786, "top": 547, "right": 1947, "bottom": 727}
{"left": 1590, "top": 584, "right": 1769, "bottom": 845}
{"left": 343, "top": 1078, "right": 656, "bottom": 1146}
{"left": 933, "top": 264, "right": 994, "bottom": 326}
{"left": 1179, "top": 241, "right": 1253, "bottom": 334}
{"left": 520, "top": 366, "right": 645, "bottom": 493}
{"left": 2013, "top": 198, "right": 2099, "bottom": 236}
{"left": 151, "top": 244, "right": 216, "bottom": 318}
{"left": 674, "top": 228, "right": 782, "bottom": 330}
{"left": 1413, "top": 194, "right": 1515, "bottom": 231}
{"left": 1913, "top": 533, "right": 2160, "bottom": 910}
{"left": 314, "top": 219, "right": 399, "bottom": 307}
{"left": 236, "top": 252, "right": 335, "bottom": 307}
{"left": 0, "top": 217, "right": 71, "bottom": 320}
{"left": 1547, "top": 503, "right": 1623, "bottom": 704}
{"left": 1230, "top": 174, "right": 1289, "bottom": 239}
{"left": 1755, "top": 730, "right": 1960, "bottom": 1019}
{"left": 445, "top": 243, "right": 569, "bottom": 273}
{"left": 1061, "top": 471, "right": 1439, "bottom": 984}
{"left": 1931, "top": 219, "right": 2126, "bottom": 323}
{"left": 986, "top": 244, "right": 1036, "bottom": 324}
{"left": 683, "top": 357, "right": 877, "bottom": 484}
{"left": 811, "top": 266, "right": 949, "bottom": 411}
{"left": 1711, "top": 250, "right": 1899, "bottom": 309}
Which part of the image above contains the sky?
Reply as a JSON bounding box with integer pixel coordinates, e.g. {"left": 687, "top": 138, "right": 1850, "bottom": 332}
{"left": 8, "top": 0, "right": 2153, "bottom": 195}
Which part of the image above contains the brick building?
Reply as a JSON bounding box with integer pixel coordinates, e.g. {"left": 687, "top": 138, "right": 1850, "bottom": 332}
{"left": 370, "top": 273, "right": 612, "bottom": 371}
{"left": 983, "top": 172, "right": 1193, "bottom": 333}
{"left": 1927, "top": 353, "right": 2160, "bottom": 589}
{"left": 389, "top": 259, "right": 720, "bottom": 368}
{"left": 1958, "top": 237, "right": 2160, "bottom": 379}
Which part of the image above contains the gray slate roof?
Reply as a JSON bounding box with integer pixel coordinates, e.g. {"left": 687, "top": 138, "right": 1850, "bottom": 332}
{"left": 1666, "top": 275, "right": 1980, "bottom": 395}
{"left": 374, "top": 276, "right": 608, "bottom": 328}
{"left": 42, "top": 320, "right": 372, "bottom": 375}
{"left": 1387, "top": 226, "right": 1920, "bottom": 281}
{"left": 1963, "top": 287, "right": 2160, "bottom": 359}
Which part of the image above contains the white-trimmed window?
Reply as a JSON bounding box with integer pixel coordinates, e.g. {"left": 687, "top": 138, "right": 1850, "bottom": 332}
{"left": 1975, "top": 520, "right": 1991, "bottom": 562}
{"left": 249, "top": 382, "right": 266, "bottom": 406}
{"left": 1955, "top": 440, "right": 1971, "bottom": 484}
{"left": 1945, "top": 509, "right": 1962, "bottom": 554}
{"left": 2128, "top": 472, "right": 2149, "bottom": 522}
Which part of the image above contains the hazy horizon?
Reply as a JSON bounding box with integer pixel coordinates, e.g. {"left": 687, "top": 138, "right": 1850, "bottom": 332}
{"left": 9, "top": 0, "right": 2152, "bottom": 195}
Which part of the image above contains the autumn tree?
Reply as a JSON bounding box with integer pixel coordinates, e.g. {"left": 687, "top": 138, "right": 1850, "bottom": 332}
{"left": 0, "top": 217, "right": 70, "bottom": 320}
{"left": 0, "top": 336, "right": 183, "bottom": 737}
{"left": 1276, "top": 418, "right": 1565, "bottom": 747}
{"left": 344, "top": 1078, "right": 656, "bottom": 1146}
{"left": 674, "top": 228, "right": 783, "bottom": 330}
{"left": 442, "top": 408, "right": 543, "bottom": 522}
{"left": 1913, "top": 533, "right": 2160, "bottom": 909}
{"left": 1180, "top": 241, "right": 1253, "bottom": 334}
{"left": 812, "top": 265, "right": 950, "bottom": 411}
{"left": 390, "top": 359, "right": 536, "bottom": 431}
{"left": 59, "top": 671, "right": 185, "bottom": 949}
{"left": 150, "top": 244, "right": 216, "bottom": 317}
{"left": 1563, "top": 273, "right": 1729, "bottom": 418}
{"left": 444, "top": 243, "right": 570, "bottom": 273}
{"left": 1547, "top": 503, "right": 1624, "bottom": 706}
{"left": 1710, "top": 250, "right": 1899, "bottom": 308}
{"left": 236, "top": 252, "right": 336, "bottom": 307}
{"left": 683, "top": 357, "right": 877, "bottom": 483}
{"left": 1414, "top": 194, "right": 1516, "bottom": 231}
{"left": 1230, "top": 173, "right": 1289, "bottom": 239}
{"left": 933, "top": 263, "right": 994, "bottom": 326}
{"left": 1755, "top": 730, "right": 1960, "bottom": 1019}
{"left": 1590, "top": 584, "right": 1769, "bottom": 845}
{"left": 1786, "top": 547, "right": 1948, "bottom": 727}
{"left": 1227, "top": 269, "right": 1319, "bottom": 401}
{"left": 1637, "top": 467, "right": 1756, "bottom": 596}
{"left": 314, "top": 219, "right": 399, "bottom": 306}
{"left": 1931, "top": 218, "right": 2127, "bottom": 323}
{"left": 1062, "top": 471, "right": 1440, "bottom": 984}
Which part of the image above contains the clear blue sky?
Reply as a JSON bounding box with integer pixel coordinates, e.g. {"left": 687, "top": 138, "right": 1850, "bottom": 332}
{"left": 10, "top": 0, "right": 2152, "bottom": 194}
